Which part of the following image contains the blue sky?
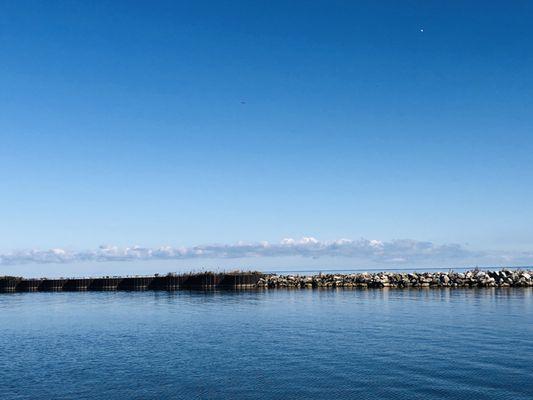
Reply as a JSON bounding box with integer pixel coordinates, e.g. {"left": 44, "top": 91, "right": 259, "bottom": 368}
{"left": 1, "top": 1, "right": 532, "bottom": 275}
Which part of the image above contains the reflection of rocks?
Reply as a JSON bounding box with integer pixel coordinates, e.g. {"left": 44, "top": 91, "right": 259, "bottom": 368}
{"left": 255, "top": 269, "right": 533, "bottom": 289}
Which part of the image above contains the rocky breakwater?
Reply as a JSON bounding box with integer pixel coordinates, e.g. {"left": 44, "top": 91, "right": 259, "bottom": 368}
{"left": 256, "top": 269, "right": 533, "bottom": 289}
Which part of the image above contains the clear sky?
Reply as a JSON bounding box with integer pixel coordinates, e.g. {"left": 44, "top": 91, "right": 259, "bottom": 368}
{"left": 1, "top": 1, "right": 532, "bottom": 275}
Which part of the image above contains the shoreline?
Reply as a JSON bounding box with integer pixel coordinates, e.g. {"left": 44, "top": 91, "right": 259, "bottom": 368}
{"left": 0, "top": 269, "right": 532, "bottom": 292}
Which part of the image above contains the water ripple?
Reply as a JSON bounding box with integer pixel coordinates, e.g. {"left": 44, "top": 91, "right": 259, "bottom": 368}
{"left": 0, "top": 288, "right": 531, "bottom": 399}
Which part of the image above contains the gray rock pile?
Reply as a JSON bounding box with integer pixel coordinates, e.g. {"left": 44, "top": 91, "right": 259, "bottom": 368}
{"left": 256, "top": 269, "right": 533, "bottom": 289}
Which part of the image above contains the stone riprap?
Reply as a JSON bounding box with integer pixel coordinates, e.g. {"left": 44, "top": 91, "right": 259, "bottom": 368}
{"left": 256, "top": 269, "right": 533, "bottom": 289}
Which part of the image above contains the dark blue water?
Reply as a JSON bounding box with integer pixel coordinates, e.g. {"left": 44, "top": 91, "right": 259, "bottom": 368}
{"left": 1, "top": 289, "right": 532, "bottom": 400}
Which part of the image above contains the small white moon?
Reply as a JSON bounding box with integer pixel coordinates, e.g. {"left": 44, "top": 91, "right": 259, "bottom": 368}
{"left": 420, "top": 28, "right": 424, "bottom": 32}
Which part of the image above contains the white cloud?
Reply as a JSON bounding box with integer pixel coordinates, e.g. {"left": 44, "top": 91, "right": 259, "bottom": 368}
{"left": 0, "top": 237, "right": 531, "bottom": 267}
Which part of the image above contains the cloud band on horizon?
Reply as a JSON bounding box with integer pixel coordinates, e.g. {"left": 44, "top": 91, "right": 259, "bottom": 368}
{"left": 1, "top": 237, "right": 531, "bottom": 267}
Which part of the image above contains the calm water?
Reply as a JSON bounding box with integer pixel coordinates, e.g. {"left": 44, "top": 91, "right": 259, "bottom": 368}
{"left": 1, "top": 289, "right": 532, "bottom": 400}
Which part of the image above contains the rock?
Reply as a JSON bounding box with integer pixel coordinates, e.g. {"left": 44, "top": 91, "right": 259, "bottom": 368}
{"left": 254, "top": 269, "right": 533, "bottom": 289}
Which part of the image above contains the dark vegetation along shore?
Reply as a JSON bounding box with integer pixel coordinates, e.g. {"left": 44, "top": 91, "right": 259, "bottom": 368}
{"left": 0, "top": 269, "right": 532, "bottom": 293}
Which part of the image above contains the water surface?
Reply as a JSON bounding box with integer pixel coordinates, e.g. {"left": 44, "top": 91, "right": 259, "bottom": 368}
{"left": 1, "top": 288, "right": 531, "bottom": 399}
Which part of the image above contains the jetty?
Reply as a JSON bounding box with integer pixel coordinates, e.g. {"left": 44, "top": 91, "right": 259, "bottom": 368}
{"left": 0, "top": 269, "right": 532, "bottom": 293}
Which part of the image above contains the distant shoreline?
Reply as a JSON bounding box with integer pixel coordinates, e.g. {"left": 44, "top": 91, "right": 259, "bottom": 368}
{"left": 1, "top": 269, "right": 532, "bottom": 292}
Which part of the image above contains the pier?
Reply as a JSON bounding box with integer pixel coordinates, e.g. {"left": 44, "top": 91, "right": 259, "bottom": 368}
{"left": 0, "top": 269, "right": 532, "bottom": 293}
{"left": 0, "top": 272, "right": 263, "bottom": 293}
